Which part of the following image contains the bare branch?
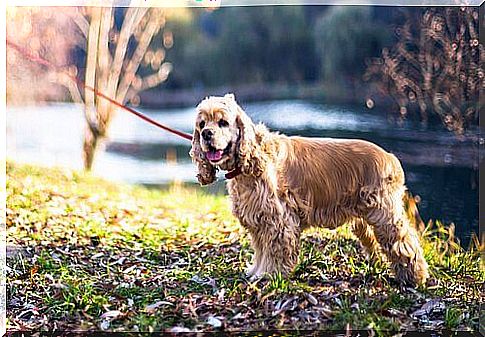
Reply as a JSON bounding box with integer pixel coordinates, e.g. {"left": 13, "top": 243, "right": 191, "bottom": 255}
{"left": 116, "top": 9, "right": 163, "bottom": 102}
{"left": 106, "top": 7, "right": 140, "bottom": 100}
{"left": 365, "top": 7, "right": 481, "bottom": 133}
{"left": 96, "top": 6, "right": 114, "bottom": 126}
{"left": 85, "top": 7, "right": 102, "bottom": 133}
{"left": 67, "top": 9, "right": 89, "bottom": 40}
{"left": 59, "top": 72, "right": 84, "bottom": 105}
{"left": 138, "top": 62, "right": 172, "bottom": 91}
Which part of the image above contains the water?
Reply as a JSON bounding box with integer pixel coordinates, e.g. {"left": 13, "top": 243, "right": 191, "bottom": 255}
{"left": 6, "top": 101, "right": 480, "bottom": 243}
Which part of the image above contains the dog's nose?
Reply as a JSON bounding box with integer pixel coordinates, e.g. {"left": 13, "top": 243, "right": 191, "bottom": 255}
{"left": 202, "top": 129, "right": 213, "bottom": 141}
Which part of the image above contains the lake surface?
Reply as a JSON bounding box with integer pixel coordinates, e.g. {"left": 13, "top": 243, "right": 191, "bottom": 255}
{"left": 6, "top": 101, "right": 481, "bottom": 243}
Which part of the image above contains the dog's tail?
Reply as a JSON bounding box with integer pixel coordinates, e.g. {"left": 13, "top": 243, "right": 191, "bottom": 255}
{"left": 404, "top": 190, "right": 426, "bottom": 233}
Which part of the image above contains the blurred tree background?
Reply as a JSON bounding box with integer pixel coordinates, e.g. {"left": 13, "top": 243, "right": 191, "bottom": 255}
{"left": 155, "top": 5, "right": 483, "bottom": 135}
{"left": 7, "top": 5, "right": 483, "bottom": 140}
{"left": 165, "top": 7, "right": 318, "bottom": 87}
{"left": 314, "top": 7, "right": 392, "bottom": 86}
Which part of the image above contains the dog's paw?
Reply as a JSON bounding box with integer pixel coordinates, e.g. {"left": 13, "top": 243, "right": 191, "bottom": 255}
{"left": 245, "top": 264, "right": 257, "bottom": 277}
{"left": 246, "top": 264, "right": 267, "bottom": 281}
{"left": 248, "top": 274, "right": 262, "bottom": 282}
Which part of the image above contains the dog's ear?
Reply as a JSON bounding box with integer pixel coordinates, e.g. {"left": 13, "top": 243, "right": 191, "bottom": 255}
{"left": 236, "top": 105, "right": 264, "bottom": 177}
{"left": 189, "top": 127, "right": 217, "bottom": 185}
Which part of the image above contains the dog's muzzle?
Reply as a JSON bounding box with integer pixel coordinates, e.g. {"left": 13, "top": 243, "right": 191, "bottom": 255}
{"left": 205, "top": 142, "right": 232, "bottom": 162}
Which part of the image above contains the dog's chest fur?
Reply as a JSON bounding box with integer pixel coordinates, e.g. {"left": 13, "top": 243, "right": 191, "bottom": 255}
{"left": 226, "top": 169, "right": 300, "bottom": 232}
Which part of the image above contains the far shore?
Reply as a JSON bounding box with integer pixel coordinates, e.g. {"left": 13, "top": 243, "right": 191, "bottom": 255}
{"left": 7, "top": 81, "right": 395, "bottom": 110}
{"left": 138, "top": 81, "right": 395, "bottom": 109}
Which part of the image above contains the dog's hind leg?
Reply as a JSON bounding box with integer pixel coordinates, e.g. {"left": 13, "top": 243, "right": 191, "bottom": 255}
{"left": 365, "top": 190, "right": 429, "bottom": 286}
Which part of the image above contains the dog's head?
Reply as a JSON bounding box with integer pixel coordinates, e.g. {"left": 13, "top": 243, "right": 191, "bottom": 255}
{"left": 190, "top": 93, "right": 262, "bottom": 185}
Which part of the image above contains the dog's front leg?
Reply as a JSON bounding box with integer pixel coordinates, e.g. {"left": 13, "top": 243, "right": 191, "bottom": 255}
{"left": 246, "top": 241, "right": 262, "bottom": 278}
{"left": 247, "top": 219, "right": 301, "bottom": 280}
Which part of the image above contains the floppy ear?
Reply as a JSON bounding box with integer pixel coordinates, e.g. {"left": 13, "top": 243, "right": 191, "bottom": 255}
{"left": 189, "top": 128, "right": 217, "bottom": 185}
{"left": 236, "top": 105, "right": 264, "bottom": 177}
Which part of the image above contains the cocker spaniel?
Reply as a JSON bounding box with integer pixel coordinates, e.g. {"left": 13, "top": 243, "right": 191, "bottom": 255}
{"left": 190, "top": 93, "right": 429, "bottom": 286}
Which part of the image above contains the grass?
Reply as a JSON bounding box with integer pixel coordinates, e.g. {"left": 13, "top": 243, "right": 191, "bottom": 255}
{"left": 6, "top": 161, "right": 484, "bottom": 332}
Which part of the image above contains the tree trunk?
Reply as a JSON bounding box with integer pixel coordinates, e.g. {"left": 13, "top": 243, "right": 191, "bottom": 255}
{"left": 82, "top": 124, "right": 99, "bottom": 171}
{"left": 83, "top": 7, "right": 101, "bottom": 170}
{"left": 80, "top": 7, "right": 169, "bottom": 170}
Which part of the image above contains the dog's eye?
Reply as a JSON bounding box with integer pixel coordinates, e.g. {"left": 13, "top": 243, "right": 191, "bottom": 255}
{"left": 199, "top": 121, "right": 205, "bottom": 129}
{"left": 218, "top": 119, "right": 229, "bottom": 127}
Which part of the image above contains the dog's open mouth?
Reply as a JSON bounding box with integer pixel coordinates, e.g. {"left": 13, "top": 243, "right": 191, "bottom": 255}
{"left": 205, "top": 142, "right": 232, "bottom": 162}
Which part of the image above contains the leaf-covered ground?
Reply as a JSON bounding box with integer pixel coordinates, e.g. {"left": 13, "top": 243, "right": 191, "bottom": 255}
{"left": 6, "top": 162, "right": 484, "bottom": 333}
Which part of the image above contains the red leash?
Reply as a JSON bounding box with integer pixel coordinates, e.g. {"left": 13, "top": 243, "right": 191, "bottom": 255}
{"left": 6, "top": 38, "right": 193, "bottom": 142}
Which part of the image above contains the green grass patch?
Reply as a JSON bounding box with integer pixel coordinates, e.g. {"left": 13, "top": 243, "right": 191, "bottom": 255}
{"left": 6, "top": 161, "right": 484, "bottom": 332}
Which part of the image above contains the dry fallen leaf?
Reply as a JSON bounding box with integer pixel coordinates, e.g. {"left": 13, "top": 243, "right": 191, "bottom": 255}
{"left": 207, "top": 316, "right": 222, "bottom": 328}
{"left": 305, "top": 293, "right": 318, "bottom": 306}
{"left": 144, "top": 300, "right": 174, "bottom": 313}
{"left": 170, "top": 326, "right": 191, "bottom": 333}
{"left": 100, "top": 320, "right": 110, "bottom": 331}
{"left": 100, "top": 310, "right": 123, "bottom": 320}
{"left": 411, "top": 299, "right": 445, "bottom": 318}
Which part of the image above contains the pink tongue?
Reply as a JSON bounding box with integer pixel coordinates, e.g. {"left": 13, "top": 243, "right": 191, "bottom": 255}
{"left": 206, "top": 150, "right": 223, "bottom": 161}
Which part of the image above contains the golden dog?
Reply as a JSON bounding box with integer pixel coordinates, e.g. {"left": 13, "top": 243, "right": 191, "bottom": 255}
{"left": 190, "top": 94, "right": 429, "bottom": 286}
